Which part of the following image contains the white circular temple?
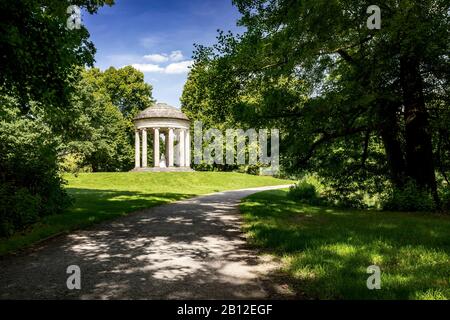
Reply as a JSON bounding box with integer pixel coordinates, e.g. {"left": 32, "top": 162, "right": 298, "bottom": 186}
{"left": 132, "top": 103, "right": 193, "bottom": 172}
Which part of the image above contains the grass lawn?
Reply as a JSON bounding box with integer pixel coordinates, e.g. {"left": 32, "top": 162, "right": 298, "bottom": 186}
{"left": 0, "top": 172, "right": 291, "bottom": 256}
{"left": 240, "top": 189, "right": 450, "bottom": 300}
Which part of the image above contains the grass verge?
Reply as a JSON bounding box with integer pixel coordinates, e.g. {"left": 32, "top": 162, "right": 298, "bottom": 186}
{"left": 240, "top": 189, "right": 450, "bottom": 300}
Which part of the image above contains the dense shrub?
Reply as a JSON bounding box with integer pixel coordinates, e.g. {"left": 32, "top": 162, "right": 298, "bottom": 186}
{"left": 59, "top": 153, "right": 92, "bottom": 174}
{"left": 440, "top": 186, "right": 450, "bottom": 211}
{"left": 326, "top": 192, "right": 368, "bottom": 210}
{"left": 382, "top": 180, "right": 436, "bottom": 212}
{"left": 0, "top": 110, "right": 72, "bottom": 237}
{"left": 288, "top": 181, "right": 321, "bottom": 205}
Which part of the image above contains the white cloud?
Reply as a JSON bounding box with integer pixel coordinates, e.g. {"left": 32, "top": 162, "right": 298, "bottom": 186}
{"left": 142, "top": 50, "right": 185, "bottom": 63}
{"left": 143, "top": 54, "right": 169, "bottom": 63}
{"left": 169, "top": 50, "right": 184, "bottom": 62}
{"left": 131, "top": 63, "right": 164, "bottom": 73}
{"left": 164, "top": 60, "right": 193, "bottom": 74}
{"left": 128, "top": 54, "right": 193, "bottom": 74}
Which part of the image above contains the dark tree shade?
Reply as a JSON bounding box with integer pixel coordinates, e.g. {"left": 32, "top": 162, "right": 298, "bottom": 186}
{"left": 0, "top": 0, "right": 114, "bottom": 116}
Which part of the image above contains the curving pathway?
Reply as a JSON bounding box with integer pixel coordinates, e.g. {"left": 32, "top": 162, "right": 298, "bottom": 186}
{"left": 0, "top": 185, "right": 293, "bottom": 299}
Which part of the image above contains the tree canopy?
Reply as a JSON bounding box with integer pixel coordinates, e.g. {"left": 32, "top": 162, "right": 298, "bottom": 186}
{"left": 0, "top": 0, "right": 115, "bottom": 236}
{"left": 61, "top": 67, "right": 154, "bottom": 172}
{"left": 0, "top": 0, "right": 114, "bottom": 121}
{"left": 182, "top": 0, "right": 450, "bottom": 209}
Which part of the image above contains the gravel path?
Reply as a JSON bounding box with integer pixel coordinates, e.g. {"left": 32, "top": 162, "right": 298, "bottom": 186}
{"left": 0, "top": 185, "right": 292, "bottom": 300}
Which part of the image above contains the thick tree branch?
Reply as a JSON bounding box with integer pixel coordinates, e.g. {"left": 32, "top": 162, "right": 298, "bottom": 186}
{"left": 298, "top": 125, "right": 371, "bottom": 166}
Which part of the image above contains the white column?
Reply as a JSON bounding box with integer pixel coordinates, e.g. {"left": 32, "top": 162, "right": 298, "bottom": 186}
{"left": 142, "top": 128, "right": 147, "bottom": 168}
{"left": 174, "top": 132, "right": 180, "bottom": 166}
{"left": 153, "top": 128, "right": 160, "bottom": 168}
{"left": 168, "top": 128, "right": 174, "bottom": 167}
{"left": 179, "top": 129, "right": 185, "bottom": 167}
{"left": 165, "top": 132, "right": 169, "bottom": 165}
{"left": 135, "top": 130, "right": 140, "bottom": 168}
{"left": 185, "top": 129, "right": 191, "bottom": 168}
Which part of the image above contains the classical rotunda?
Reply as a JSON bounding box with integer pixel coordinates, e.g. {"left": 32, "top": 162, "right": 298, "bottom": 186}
{"left": 132, "top": 102, "right": 193, "bottom": 172}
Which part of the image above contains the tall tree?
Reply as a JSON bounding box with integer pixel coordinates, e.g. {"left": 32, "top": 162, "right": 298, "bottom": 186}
{"left": 0, "top": 0, "right": 114, "bottom": 235}
{"left": 61, "top": 67, "right": 154, "bottom": 172}
{"left": 101, "top": 66, "right": 155, "bottom": 119}
{"left": 184, "top": 0, "right": 449, "bottom": 206}
{"left": 0, "top": 0, "right": 114, "bottom": 122}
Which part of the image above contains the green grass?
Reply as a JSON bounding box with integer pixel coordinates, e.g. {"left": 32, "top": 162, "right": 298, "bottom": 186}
{"left": 240, "top": 189, "right": 450, "bottom": 300}
{"left": 0, "top": 172, "right": 291, "bottom": 256}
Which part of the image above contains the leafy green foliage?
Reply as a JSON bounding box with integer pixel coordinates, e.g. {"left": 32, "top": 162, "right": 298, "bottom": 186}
{"left": 383, "top": 180, "right": 436, "bottom": 212}
{"left": 0, "top": 105, "right": 72, "bottom": 237}
{"left": 0, "top": 0, "right": 114, "bottom": 121}
{"left": 0, "top": 1, "right": 113, "bottom": 236}
{"left": 441, "top": 187, "right": 450, "bottom": 212}
{"left": 183, "top": 0, "right": 450, "bottom": 210}
{"left": 60, "top": 67, "right": 154, "bottom": 172}
{"left": 288, "top": 181, "right": 320, "bottom": 205}
{"left": 102, "top": 66, "right": 155, "bottom": 118}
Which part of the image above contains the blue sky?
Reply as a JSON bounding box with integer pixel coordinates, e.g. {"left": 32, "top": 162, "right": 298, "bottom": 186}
{"left": 83, "top": 0, "right": 243, "bottom": 107}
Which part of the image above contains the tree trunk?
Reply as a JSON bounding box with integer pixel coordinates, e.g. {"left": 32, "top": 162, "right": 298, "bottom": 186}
{"left": 378, "top": 100, "right": 406, "bottom": 189}
{"left": 400, "top": 55, "right": 440, "bottom": 206}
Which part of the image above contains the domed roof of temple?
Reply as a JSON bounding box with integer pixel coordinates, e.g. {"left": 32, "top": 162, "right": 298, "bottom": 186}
{"left": 134, "top": 102, "right": 189, "bottom": 121}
